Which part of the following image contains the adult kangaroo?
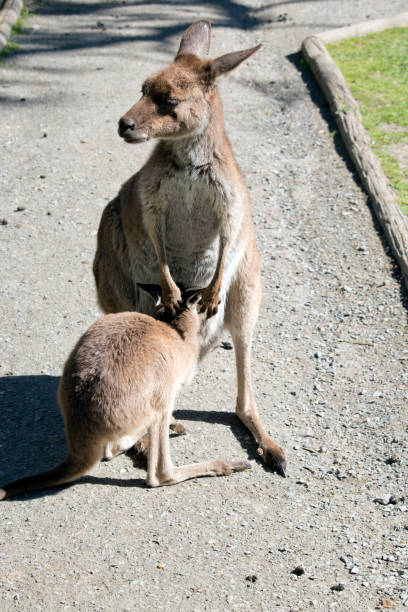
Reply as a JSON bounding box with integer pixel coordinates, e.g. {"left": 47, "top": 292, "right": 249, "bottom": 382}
{"left": 93, "top": 21, "right": 286, "bottom": 476}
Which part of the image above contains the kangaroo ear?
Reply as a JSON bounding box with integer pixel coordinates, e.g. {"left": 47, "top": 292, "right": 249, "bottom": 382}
{"left": 212, "top": 44, "right": 261, "bottom": 77}
{"left": 176, "top": 20, "right": 211, "bottom": 58}
{"left": 184, "top": 288, "right": 204, "bottom": 307}
{"left": 137, "top": 283, "right": 163, "bottom": 307}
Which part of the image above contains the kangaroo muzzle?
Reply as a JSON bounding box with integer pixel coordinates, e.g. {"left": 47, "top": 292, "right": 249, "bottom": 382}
{"left": 118, "top": 116, "right": 149, "bottom": 143}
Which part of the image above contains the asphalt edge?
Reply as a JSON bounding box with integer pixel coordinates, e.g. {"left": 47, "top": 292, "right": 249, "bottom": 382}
{"left": 0, "top": 0, "right": 23, "bottom": 52}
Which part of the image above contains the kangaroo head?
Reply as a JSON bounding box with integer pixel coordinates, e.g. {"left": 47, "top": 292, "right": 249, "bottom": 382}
{"left": 118, "top": 21, "right": 261, "bottom": 143}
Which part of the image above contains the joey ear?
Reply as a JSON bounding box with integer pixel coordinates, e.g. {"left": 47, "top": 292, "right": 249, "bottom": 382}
{"left": 137, "top": 283, "right": 163, "bottom": 307}
{"left": 212, "top": 44, "right": 261, "bottom": 77}
{"left": 184, "top": 288, "right": 204, "bottom": 307}
{"left": 176, "top": 20, "right": 211, "bottom": 58}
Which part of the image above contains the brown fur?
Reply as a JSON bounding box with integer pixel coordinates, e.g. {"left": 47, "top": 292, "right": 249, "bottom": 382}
{"left": 93, "top": 21, "right": 286, "bottom": 476}
{"left": 0, "top": 289, "right": 249, "bottom": 500}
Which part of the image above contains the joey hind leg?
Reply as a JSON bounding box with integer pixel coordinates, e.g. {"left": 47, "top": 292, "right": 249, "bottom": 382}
{"left": 225, "top": 260, "right": 287, "bottom": 477}
{"left": 146, "top": 412, "right": 250, "bottom": 487}
{"left": 134, "top": 416, "right": 185, "bottom": 458}
{"left": 102, "top": 434, "right": 139, "bottom": 461}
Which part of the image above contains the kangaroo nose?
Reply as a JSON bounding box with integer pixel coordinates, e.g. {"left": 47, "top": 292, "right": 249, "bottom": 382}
{"left": 118, "top": 117, "right": 136, "bottom": 137}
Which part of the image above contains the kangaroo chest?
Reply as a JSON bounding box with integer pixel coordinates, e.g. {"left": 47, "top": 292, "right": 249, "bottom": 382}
{"left": 161, "top": 170, "right": 221, "bottom": 254}
{"left": 131, "top": 166, "right": 238, "bottom": 289}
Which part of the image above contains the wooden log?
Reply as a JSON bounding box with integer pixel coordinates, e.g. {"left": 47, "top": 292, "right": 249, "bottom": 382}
{"left": 318, "top": 11, "right": 408, "bottom": 44}
{"left": 301, "top": 35, "right": 408, "bottom": 292}
{"left": 0, "top": 0, "right": 23, "bottom": 52}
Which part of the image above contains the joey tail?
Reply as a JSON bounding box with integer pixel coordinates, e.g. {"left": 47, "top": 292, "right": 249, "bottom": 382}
{"left": 0, "top": 449, "right": 100, "bottom": 500}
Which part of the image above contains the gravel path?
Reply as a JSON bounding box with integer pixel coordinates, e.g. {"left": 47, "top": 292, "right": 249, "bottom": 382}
{"left": 1, "top": 1, "right": 407, "bottom": 610}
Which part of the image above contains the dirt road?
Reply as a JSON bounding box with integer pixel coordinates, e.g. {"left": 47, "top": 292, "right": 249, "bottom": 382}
{"left": 1, "top": 1, "right": 407, "bottom": 610}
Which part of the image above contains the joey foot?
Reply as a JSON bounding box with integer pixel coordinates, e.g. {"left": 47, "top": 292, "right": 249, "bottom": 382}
{"left": 162, "top": 283, "right": 183, "bottom": 316}
{"left": 170, "top": 421, "right": 186, "bottom": 435}
{"left": 134, "top": 434, "right": 149, "bottom": 457}
{"left": 134, "top": 420, "right": 186, "bottom": 456}
{"left": 257, "top": 443, "right": 287, "bottom": 477}
{"left": 215, "top": 460, "right": 251, "bottom": 476}
{"left": 199, "top": 286, "right": 221, "bottom": 318}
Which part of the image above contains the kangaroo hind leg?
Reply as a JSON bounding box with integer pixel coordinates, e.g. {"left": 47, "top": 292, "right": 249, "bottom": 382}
{"left": 226, "top": 263, "right": 287, "bottom": 476}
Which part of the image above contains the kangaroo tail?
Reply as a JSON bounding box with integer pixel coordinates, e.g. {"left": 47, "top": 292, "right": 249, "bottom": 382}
{"left": 0, "top": 449, "right": 100, "bottom": 500}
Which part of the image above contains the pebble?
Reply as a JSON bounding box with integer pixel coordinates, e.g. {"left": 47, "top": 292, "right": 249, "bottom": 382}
{"left": 296, "top": 479, "right": 308, "bottom": 487}
{"left": 385, "top": 456, "right": 400, "bottom": 465}
{"left": 220, "top": 341, "right": 233, "bottom": 350}
{"left": 291, "top": 566, "right": 305, "bottom": 576}
{"left": 380, "top": 599, "right": 397, "bottom": 609}
{"left": 330, "top": 583, "right": 345, "bottom": 592}
{"left": 245, "top": 575, "right": 257, "bottom": 583}
{"left": 374, "top": 495, "right": 397, "bottom": 506}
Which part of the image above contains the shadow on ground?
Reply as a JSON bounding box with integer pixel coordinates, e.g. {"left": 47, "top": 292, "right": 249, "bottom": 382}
{"left": 4, "top": 0, "right": 340, "bottom": 60}
{"left": 0, "top": 373, "right": 275, "bottom": 500}
{"left": 173, "top": 408, "right": 275, "bottom": 471}
{"left": 0, "top": 375, "right": 66, "bottom": 483}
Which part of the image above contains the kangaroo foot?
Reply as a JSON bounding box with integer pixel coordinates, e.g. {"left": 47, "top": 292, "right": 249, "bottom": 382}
{"left": 257, "top": 443, "right": 287, "bottom": 477}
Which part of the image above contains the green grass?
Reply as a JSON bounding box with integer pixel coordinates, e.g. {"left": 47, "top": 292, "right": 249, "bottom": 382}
{"left": 328, "top": 27, "right": 408, "bottom": 215}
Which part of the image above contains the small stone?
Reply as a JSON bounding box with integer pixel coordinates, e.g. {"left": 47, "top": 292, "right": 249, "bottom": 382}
{"left": 380, "top": 599, "right": 396, "bottom": 609}
{"left": 1, "top": 218, "right": 8, "bottom": 225}
{"left": 14, "top": 206, "right": 25, "bottom": 212}
{"left": 374, "top": 495, "right": 392, "bottom": 505}
{"left": 291, "top": 566, "right": 305, "bottom": 576}
{"left": 220, "top": 341, "right": 233, "bottom": 350}
{"left": 385, "top": 456, "right": 400, "bottom": 465}
{"left": 330, "top": 583, "right": 345, "bottom": 592}
{"left": 245, "top": 575, "right": 257, "bottom": 583}
{"left": 349, "top": 566, "right": 359, "bottom": 574}
{"left": 296, "top": 479, "right": 308, "bottom": 487}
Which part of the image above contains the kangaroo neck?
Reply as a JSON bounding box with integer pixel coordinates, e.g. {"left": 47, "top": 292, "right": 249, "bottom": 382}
{"left": 170, "top": 311, "right": 200, "bottom": 356}
{"left": 157, "top": 92, "right": 231, "bottom": 171}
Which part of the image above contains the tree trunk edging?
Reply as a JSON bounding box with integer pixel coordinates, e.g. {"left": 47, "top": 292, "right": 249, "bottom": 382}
{"left": 301, "top": 34, "right": 408, "bottom": 292}
{"left": 0, "top": 0, "right": 23, "bottom": 52}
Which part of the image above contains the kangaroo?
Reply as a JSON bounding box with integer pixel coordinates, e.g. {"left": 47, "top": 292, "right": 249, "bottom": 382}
{"left": 93, "top": 21, "right": 286, "bottom": 476}
{"left": 0, "top": 286, "right": 249, "bottom": 500}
